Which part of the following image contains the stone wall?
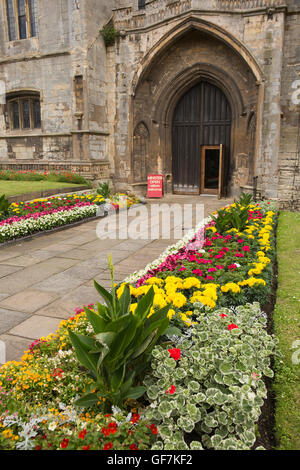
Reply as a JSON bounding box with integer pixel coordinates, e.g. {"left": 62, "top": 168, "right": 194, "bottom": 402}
{"left": 0, "top": 0, "right": 114, "bottom": 179}
{"left": 110, "top": 0, "right": 291, "bottom": 197}
{"left": 0, "top": 0, "right": 299, "bottom": 203}
{"left": 278, "top": 0, "right": 300, "bottom": 210}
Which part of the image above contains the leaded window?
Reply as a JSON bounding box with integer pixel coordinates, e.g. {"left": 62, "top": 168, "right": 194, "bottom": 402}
{"left": 6, "top": 0, "right": 38, "bottom": 41}
{"left": 7, "top": 94, "right": 41, "bottom": 130}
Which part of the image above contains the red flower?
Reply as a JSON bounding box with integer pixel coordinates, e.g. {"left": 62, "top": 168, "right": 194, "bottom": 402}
{"left": 168, "top": 348, "right": 181, "bottom": 361}
{"left": 131, "top": 413, "right": 140, "bottom": 424}
{"left": 78, "top": 429, "right": 87, "bottom": 439}
{"left": 51, "top": 368, "right": 64, "bottom": 378}
{"left": 104, "top": 442, "right": 113, "bottom": 450}
{"left": 166, "top": 385, "right": 176, "bottom": 395}
{"left": 228, "top": 264, "right": 238, "bottom": 270}
{"left": 242, "top": 246, "right": 250, "bottom": 252}
{"left": 35, "top": 445, "right": 41, "bottom": 450}
{"left": 108, "top": 422, "right": 118, "bottom": 434}
{"left": 60, "top": 438, "right": 69, "bottom": 449}
{"left": 150, "top": 424, "right": 158, "bottom": 435}
{"left": 102, "top": 427, "right": 110, "bottom": 437}
{"left": 228, "top": 324, "right": 238, "bottom": 331}
{"left": 82, "top": 445, "right": 91, "bottom": 450}
{"left": 220, "top": 314, "right": 228, "bottom": 319}
{"left": 129, "top": 444, "right": 138, "bottom": 450}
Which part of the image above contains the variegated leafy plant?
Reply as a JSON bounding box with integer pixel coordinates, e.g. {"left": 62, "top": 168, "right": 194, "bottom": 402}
{"left": 143, "top": 303, "right": 278, "bottom": 450}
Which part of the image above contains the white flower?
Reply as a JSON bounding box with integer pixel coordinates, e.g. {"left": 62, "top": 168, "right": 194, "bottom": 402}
{"left": 48, "top": 422, "right": 57, "bottom": 431}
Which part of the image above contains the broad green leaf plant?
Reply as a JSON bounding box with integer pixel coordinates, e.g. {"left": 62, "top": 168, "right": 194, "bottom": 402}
{"left": 69, "top": 256, "right": 171, "bottom": 411}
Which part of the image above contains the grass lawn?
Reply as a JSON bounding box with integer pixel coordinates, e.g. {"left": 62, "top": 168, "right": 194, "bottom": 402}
{"left": 0, "top": 180, "right": 86, "bottom": 198}
{"left": 274, "top": 211, "right": 300, "bottom": 450}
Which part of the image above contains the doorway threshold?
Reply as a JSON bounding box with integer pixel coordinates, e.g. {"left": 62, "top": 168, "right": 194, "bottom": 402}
{"left": 199, "top": 194, "right": 218, "bottom": 197}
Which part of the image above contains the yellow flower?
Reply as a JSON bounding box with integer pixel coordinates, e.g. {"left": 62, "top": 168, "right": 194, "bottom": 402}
{"left": 221, "top": 283, "right": 241, "bottom": 294}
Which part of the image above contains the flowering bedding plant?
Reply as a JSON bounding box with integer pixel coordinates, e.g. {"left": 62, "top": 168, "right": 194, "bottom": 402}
{"left": 0, "top": 198, "right": 278, "bottom": 450}
{"left": 0, "top": 192, "right": 141, "bottom": 243}
{"left": 117, "top": 203, "right": 276, "bottom": 327}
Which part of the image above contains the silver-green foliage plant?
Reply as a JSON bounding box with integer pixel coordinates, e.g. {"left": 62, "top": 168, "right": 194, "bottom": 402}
{"left": 143, "top": 303, "right": 278, "bottom": 450}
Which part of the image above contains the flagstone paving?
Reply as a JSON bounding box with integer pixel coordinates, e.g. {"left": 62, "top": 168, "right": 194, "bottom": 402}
{"left": 0, "top": 195, "right": 232, "bottom": 364}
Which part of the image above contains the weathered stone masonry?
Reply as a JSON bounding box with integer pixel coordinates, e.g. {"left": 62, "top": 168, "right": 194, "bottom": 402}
{"left": 0, "top": 0, "right": 300, "bottom": 208}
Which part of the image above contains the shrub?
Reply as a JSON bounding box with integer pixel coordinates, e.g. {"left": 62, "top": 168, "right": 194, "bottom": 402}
{"left": 211, "top": 204, "right": 250, "bottom": 234}
{"left": 97, "top": 181, "right": 111, "bottom": 199}
{"left": 100, "top": 24, "right": 119, "bottom": 47}
{"left": 143, "top": 303, "right": 278, "bottom": 450}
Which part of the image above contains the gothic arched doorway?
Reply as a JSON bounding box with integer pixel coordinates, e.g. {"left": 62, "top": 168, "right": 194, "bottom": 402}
{"left": 172, "top": 81, "right": 232, "bottom": 196}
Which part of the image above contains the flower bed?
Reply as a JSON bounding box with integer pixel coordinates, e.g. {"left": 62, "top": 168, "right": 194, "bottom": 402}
{"left": 0, "top": 193, "right": 140, "bottom": 244}
{"left": 0, "top": 169, "right": 89, "bottom": 186}
{"left": 0, "top": 198, "right": 279, "bottom": 450}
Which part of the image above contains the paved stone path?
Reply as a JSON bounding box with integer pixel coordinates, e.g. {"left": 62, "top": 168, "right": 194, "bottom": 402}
{"left": 0, "top": 195, "right": 232, "bottom": 363}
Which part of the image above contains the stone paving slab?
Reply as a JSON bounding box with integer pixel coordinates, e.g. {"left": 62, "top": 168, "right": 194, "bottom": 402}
{"left": 9, "top": 315, "right": 62, "bottom": 340}
{"left": 0, "top": 257, "right": 79, "bottom": 296}
{"left": 0, "top": 264, "right": 23, "bottom": 278}
{"left": 34, "top": 272, "right": 86, "bottom": 295}
{"left": 0, "top": 334, "right": 34, "bottom": 365}
{"left": 0, "top": 290, "right": 59, "bottom": 314}
{"left": 0, "top": 308, "right": 30, "bottom": 335}
{"left": 1, "top": 255, "right": 45, "bottom": 267}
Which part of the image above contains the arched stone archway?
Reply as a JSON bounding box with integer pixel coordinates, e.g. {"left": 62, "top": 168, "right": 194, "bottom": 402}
{"left": 130, "top": 24, "right": 260, "bottom": 196}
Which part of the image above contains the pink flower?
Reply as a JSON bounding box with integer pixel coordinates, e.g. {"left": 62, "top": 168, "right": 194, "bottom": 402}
{"left": 242, "top": 246, "right": 250, "bottom": 252}
{"left": 192, "top": 269, "right": 203, "bottom": 277}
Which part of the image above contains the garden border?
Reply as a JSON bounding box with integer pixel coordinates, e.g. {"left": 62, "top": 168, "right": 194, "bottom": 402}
{"left": 0, "top": 202, "right": 146, "bottom": 249}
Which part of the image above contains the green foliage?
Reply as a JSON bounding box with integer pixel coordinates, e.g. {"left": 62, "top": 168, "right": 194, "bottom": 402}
{"left": 97, "top": 181, "right": 111, "bottom": 199}
{"left": 0, "top": 169, "right": 89, "bottom": 186}
{"left": 273, "top": 211, "right": 300, "bottom": 450}
{"left": 0, "top": 194, "right": 10, "bottom": 220}
{"left": 100, "top": 24, "right": 119, "bottom": 47}
{"left": 236, "top": 192, "right": 253, "bottom": 206}
{"left": 211, "top": 203, "right": 250, "bottom": 234}
{"left": 69, "top": 257, "right": 170, "bottom": 411}
{"left": 144, "top": 303, "right": 278, "bottom": 450}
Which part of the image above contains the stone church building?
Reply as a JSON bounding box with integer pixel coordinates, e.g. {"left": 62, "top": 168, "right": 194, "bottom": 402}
{"left": 0, "top": 0, "right": 299, "bottom": 207}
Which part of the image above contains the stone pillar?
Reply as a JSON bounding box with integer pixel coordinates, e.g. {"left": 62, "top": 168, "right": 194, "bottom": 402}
{"left": 258, "top": 11, "right": 285, "bottom": 199}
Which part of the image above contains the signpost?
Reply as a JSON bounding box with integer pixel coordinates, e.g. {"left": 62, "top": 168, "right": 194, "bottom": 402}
{"left": 147, "top": 174, "right": 164, "bottom": 198}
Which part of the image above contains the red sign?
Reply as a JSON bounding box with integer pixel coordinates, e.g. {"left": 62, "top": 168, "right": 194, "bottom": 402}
{"left": 147, "top": 174, "right": 164, "bottom": 198}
